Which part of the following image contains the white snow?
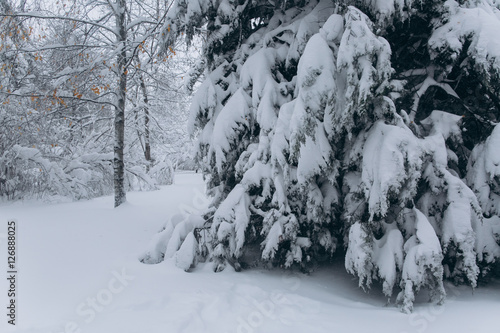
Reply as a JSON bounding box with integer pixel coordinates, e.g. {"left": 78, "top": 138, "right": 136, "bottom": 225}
{"left": 363, "top": 0, "right": 410, "bottom": 22}
{"left": 290, "top": 31, "right": 336, "bottom": 183}
{"left": 467, "top": 124, "right": 500, "bottom": 216}
{"left": 240, "top": 48, "right": 278, "bottom": 108}
{"left": 262, "top": 220, "right": 284, "bottom": 260}
{"left": 360, "top": 121, "right": 424, "bottom": 219}
{"left": 175, "top": 231, "right": 199, "bottom": 271}
{"left": 2, "top": 173, "right": 500, "bottom": 333}
{"left": 440, "top": 170, "right": 481, "bottom": 286}
{"left": 429, "top": 0, "right": 500, "bottom": 77}
{"left": 345, "top": 222, "right": 374, "bottom": 289}
{"left": 372, "top": 223, "right": 404, "bottom": 298}
{"left": 212, "top": 184, "right": 251, "bottom": 258}
{"left": 420, "top": 110, "right": 462, "bottom": 140}
{"left": 330, "top": 6, "right": 393, "bottom": 139}
{"left": 399, "top": 208, "right": 446, "bottom": 313}
{"left": 210, "top": 88, "right": 251, "bottom": 172}
{"left": 285, "top": 0, "right": 336, "bottom": 66}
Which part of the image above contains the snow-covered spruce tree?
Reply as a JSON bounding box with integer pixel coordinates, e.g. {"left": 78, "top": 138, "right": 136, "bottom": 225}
{"left": 143, "top": 0, "right": 500, "bottom": 312}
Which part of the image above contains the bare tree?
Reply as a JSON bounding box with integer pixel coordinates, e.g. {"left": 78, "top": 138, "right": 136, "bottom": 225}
{"left": 0, "top": 0, "right": 173, "bottom": 206}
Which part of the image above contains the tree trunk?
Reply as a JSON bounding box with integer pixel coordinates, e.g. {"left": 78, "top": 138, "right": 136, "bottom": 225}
{"left": 114, "top": 0, "right": 127, "bottom": 208}
{"left": 139, "top": 73, "right": 152, "bottom": 172}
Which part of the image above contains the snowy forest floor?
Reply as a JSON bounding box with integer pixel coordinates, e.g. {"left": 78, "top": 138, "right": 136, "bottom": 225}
{"left": 1, "top": 172, "right": 499, "bottom": 333}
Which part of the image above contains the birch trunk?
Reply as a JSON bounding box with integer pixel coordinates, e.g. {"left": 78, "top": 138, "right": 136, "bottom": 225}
{"left": 114, "top": 0, "right": 127, "bottom": 207}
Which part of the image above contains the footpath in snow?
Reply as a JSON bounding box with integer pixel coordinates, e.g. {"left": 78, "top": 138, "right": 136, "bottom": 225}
{"left": 0, "top": 172, "right": 499, "bottom": 333}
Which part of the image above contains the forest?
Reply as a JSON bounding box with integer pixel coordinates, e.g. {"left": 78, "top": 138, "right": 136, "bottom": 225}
{"left": 0, "top": 0, "right": 196, "bottom": 205}
{"left": 1, "top": 0, "right": 500, "bottom": 328}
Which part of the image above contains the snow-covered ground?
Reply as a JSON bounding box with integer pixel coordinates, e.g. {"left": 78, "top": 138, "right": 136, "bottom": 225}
{"left": 1, "top": 173, "right": 499, "bottom": 333}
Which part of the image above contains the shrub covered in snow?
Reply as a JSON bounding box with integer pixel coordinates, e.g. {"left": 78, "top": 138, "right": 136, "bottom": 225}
{"left": 0, "top": 144, "right": 175, "bottom": 201}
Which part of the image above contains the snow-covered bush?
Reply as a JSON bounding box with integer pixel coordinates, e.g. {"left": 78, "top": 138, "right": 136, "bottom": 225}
{"left": 148, "top": 157, "right": 175, "bottom": 185}
{"left": 0, "top": 145, "right": 114, "bottom": 200}
{"left": 0, "top": 143, "right": 175, "bottom": 201}
{"left": 140, "top": 213, "right": 207, "bottom": 270}
{"left": 145, "top": 0, "right": 500, "bottom": 312}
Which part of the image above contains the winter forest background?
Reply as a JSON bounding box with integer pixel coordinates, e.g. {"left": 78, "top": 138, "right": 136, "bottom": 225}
{"left": 2, "top": 0, "right": 500, "bottom": 321}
